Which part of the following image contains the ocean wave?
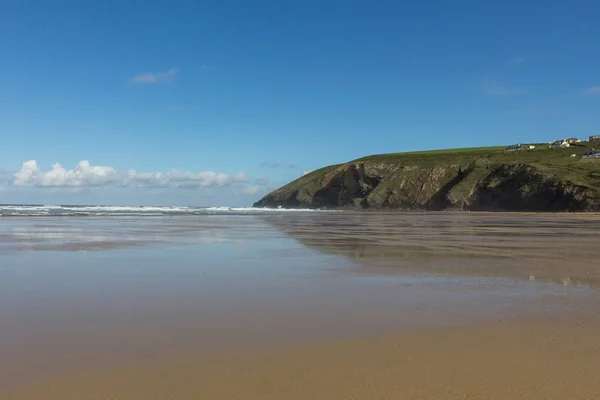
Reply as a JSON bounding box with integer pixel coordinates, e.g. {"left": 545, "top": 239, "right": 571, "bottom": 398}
{"left": 0, "top": 205, "right": 324, "bottom": 217}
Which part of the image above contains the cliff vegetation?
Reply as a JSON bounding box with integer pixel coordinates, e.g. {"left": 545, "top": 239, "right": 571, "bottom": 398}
{"left": 254, "top": 143, "right": 600, "bottom": 212}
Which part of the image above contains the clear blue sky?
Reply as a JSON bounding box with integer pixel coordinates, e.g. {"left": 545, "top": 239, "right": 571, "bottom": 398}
{"left": 1, "top": 0, "right": 599, "bottom": 205}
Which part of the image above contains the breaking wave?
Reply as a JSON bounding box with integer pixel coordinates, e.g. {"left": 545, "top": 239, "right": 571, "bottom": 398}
{"left": 0, "top": 204, "right": 323, "bottom": 217}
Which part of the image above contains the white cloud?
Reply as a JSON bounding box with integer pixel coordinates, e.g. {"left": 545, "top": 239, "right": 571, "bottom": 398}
{"left": 583, "top": 86, "right": 600, "bottom": 95}
{"left": 302, "top": 170, "right": 312, "bottom": 176}
{"left": 480, "top": 78, "right": 529, "bottom": 95}
{"left": 12, "top": 160, "right": 249, "bottom": 189}
{"left": 126, "top": 171, "right": 170, "bottom": 187}
{"left": 127, "top": 169, "right": 243, "bottom": 188}
{"left": 232, "top": 172, "right": 250, "bottom": 182}
{"left": 130, "top": 68, "right": 178, "bottom": 84}
{"left": 13, "top": 160, "right": 119, "bottom": 187}
{"left": 255, "top": 178, "right": 269, "bottom": 185}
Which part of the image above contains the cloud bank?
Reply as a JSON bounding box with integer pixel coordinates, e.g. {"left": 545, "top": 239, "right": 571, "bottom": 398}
{"left": 13, "top": 161, "right": 119, "bottom": 187}
{"left": 12, "top": 160, "right": 249, "bottom": 189}
{"left": 130, "top": 68, "right": 178, "bottom": 84}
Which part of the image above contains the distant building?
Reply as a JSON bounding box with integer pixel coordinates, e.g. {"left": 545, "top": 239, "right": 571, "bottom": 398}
{"left": 583, "top": 149, "right": 600, "bottom": 159}
{"left": 590, "top": 135, "right": 600, "bottom": 141}
{"left": 551, "top": 140, "right": 570, "bottom": 148}
{"left": 506, "top": 144, "right": 535, "bottom": 151}
{"left": 564, "top": 138, "right": 581, "bottom": 144}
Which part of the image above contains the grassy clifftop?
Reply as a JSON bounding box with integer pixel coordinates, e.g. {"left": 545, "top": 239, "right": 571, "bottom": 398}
{"left": 254, "top": 143, "right": 600, "bottom": 212}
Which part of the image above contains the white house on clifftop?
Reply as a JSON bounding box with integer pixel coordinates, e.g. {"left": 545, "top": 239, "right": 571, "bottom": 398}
{"left": 551, "top": 140, "right": 570, "bottom": 148}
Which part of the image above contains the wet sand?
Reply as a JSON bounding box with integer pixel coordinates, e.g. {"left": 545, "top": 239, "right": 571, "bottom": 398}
{"left": 266, "top": 212, "right": 600, "bottom": 287}
{"left": 1, "top": 213, "right": 600, "bottom": 399}
{"left": 4, "top": 318, "right": 600, "bottom": 400}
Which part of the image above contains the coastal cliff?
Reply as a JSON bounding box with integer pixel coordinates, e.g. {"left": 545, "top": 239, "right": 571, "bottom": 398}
{"left": 254, "top": 146, "right": 600, "bottom": 212}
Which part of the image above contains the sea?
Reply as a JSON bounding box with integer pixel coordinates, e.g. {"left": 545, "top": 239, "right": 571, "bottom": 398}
{"left": 0, "top": 204, "right": 318, "bottom": 217}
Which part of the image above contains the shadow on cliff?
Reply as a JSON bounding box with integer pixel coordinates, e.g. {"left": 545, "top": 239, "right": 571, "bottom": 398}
{"left": 424, "top": 164, "right": 476, "bottom": 210}
{"left": 313, "top": 163, "right": 381, "bottom": 208}
{"left": 468, "top": 165, "right": 591, "bottom": 212}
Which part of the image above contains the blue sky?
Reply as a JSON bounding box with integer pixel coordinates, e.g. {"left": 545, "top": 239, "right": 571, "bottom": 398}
{"left": 1, "top": 0, "right": 599, "bottom": 205}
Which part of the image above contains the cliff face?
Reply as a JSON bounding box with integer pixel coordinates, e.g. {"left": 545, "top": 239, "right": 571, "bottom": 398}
{"left": 254, "top": 149, "right": 600, "bottom": 212}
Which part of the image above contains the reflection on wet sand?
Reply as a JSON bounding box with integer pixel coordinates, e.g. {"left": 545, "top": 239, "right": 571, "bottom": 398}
{"left": 1, "top": 213, "right": 600, "bottom": 399}
{"left": 3, "top": 213, "right": 599, "bottom": 289}
{"left": 0, "top": 217, "right": 255, "bottom": 252}
{"left": 263, "top": 212, "right": 600, "bottom": 288}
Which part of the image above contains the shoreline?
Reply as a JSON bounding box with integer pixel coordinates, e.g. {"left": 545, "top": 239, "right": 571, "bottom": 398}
{"left": 257, "top": 207, "right": 600, "bottom": 214}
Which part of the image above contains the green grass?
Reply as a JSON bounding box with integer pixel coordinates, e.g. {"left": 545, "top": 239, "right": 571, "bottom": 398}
{"left": 301, "top": 163, "right": 342, "bottom": 179}
{"left": 256, "top": 141, "right": 600, "bottom": 209}
{"left": 350, "top": 142, "right": 600, "bottom": 190}
{"left": 278, "top": 142, "right": 600, "bottom": 193}
{"left": 355, "top": 146, "right": 506, "bottom": 161}
{"left": 401, "top": 145, "right": 507, "bottom": 155}
{"left": 491, "top": 145, "right": 599, "bottom": 187}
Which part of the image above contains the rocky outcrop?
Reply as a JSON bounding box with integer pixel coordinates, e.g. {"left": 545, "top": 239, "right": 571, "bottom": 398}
{"left": 254, "top": 154, "right": 600, "bottom": 212}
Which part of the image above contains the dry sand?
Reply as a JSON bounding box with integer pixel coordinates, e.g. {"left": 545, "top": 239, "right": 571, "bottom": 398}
{"left": 3, "top": 317, "right": 600, "bottom": 400}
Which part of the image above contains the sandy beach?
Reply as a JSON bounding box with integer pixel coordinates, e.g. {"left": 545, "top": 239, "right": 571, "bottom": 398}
{"left": 4, "top": 317, "right": 600, "bottom": 400}
{"left": 1, "top": 212, "right": 599, "bottom": 399}
{"left": 5, "top": 1, "right": 600, "bottom": 397}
